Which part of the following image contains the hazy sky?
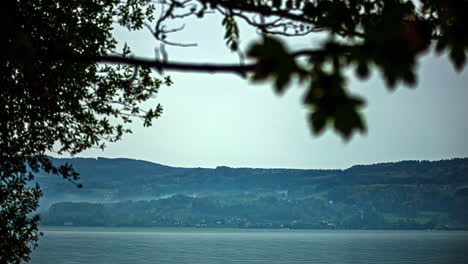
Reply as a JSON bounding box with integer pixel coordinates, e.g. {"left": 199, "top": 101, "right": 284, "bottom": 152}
{"left": 61, "top": 14, "right": 468, "bottom": 169}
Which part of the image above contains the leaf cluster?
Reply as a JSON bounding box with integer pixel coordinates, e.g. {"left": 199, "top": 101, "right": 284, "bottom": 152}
{"left": 222, "top": 15, "right": 240, "bottom": 51}
{"left": 211, "top": 0, "right": 465, "bottom": 138}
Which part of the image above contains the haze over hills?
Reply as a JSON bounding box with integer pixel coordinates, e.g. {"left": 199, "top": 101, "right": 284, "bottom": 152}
{"left": 38, "top": 157, "right": 468, "bottom": 229}
{"left": 37, "top": 157, "right": 341, "bottom": 206}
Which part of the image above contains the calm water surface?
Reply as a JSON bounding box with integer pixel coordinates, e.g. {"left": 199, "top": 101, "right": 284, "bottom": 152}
{"left": 30, "top": 227, "right": 468, "bottom": 264}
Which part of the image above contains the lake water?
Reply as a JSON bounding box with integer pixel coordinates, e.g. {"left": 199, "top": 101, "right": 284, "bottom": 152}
{"left": 30, "top": 227, "right": 468, "bottom": 264}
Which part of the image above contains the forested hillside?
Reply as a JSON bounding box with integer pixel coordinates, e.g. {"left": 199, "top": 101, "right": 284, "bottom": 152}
{"left": 39, "top": 157, "right": 468, "bottom": 229}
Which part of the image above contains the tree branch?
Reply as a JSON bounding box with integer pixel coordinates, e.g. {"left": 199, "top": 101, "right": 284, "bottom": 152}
{"left": 209, "top": 0, "right": 313, "bottom": 25}
{"left": 88, "top": 55, "right": 255, "bottom": 77}
{"left": 65, "top": 46, "right": 331, "bottom": 78}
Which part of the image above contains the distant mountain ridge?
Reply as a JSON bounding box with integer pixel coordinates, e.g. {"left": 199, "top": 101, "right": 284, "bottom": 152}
{"left": 38, "top": 156, "right": 341, "bottom": 204}
{"left": 38, "top": 157, "right": 468, "bottom": 229}
{"left": 38, "top": 157, "right": 468, "bottom": 203}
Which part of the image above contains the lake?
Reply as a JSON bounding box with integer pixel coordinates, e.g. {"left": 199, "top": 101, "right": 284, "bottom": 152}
{"left": 30, "top": 227, "right": 468, "bottom": 264}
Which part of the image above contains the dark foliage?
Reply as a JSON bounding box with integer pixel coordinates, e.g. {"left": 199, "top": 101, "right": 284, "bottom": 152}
{"left": 1, "top": 1, "right": 170, "bottom": 263}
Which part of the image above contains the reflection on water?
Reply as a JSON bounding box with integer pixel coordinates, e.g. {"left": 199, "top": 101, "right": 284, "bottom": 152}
{"left": 30, "top": 228, "right": 468, "bottom": 264}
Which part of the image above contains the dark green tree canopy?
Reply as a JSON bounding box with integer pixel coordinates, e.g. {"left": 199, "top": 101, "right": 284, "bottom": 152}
{"left": 1, "top": 0, "right": 467, "bottom": 263}
{"left": 1, "top": 0, "right": 169, "bottom": 262}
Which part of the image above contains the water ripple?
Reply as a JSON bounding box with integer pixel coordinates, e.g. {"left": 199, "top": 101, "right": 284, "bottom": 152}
{"left": 29, "top": 228, "right": 468, "bottom": 264}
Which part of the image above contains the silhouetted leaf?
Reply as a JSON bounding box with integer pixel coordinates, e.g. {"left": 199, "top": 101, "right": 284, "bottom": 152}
{"left": 450, "top": 45, "right": 467, "bottom": 71}
{"left": 309, "top": 111, "right": 327, "bottom": 134}
{"left": 356, "top": 61, "right": 370, "bottom": 79}
{"left": 248, "top": 37, "right": 298, "bottom": 93}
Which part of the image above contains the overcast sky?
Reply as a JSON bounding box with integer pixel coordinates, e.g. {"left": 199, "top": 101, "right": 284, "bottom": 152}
{"left": 59, "top": 14, "right": 468, "bottom": 170}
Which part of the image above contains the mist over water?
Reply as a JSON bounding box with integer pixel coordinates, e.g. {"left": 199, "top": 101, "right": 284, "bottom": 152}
{"left": 30, "top": 228, "right": 468, "bottom": 264}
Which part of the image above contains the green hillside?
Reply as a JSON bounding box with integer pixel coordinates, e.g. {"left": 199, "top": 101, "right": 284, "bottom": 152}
{"left": 39, "top": 157, "right": 468, "bottom": 229}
